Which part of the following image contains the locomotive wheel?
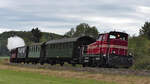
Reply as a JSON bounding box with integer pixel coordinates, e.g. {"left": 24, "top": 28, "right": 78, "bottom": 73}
{"left": 82, "top": 64, "right": 86, "bottom": 67}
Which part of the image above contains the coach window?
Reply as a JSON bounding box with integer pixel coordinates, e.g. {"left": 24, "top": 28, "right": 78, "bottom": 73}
{"left": 68, "top": 43, "right": 70, "bottom": 48}
{"left": 62, "top": 43, "right": 64, "bottom": 48}
{"left": 53, "top": 44, "right": 55, "bottom": 49}
{"left": 55, "top": 44, "right": 57, "bottom": 49}
{"left": 36, "top": 46, "right": 38, "bottom": 52}
{"left": 59, "top": 44, "right": 60, "bottom": 48}
{"left": 50, "top": 45, "right": 51, "bottom": 48}
{"left": 51, "top": 44, "right": 53, "bottom": 48}
{"left": 55, "top": 44, "right": 57, "bottom": 48}
{"left": 53, "top": 44, "right": 55, "bottom": 48}
{"left": 61, "top": 43, "right": 63, "bottom": 48}
{"left": 37, "top": 46, "right": 39, "bottom": 52}
{"left": 68, "top": 42, "right": 71, "bottom": 48}
{"left": 35, "top": 46, "right": 37, "bottom": 52}
{"left": 54, "top": 44, "right": 56, "bottom": 48}
{"left": 33, "top": 46, "right": 34, "bottom": 52}
{"left": 37, "top": 46, "right": 38, "bottom": 52}
{"left": 57, "top": 44, "right": 59, "bottom": 49}
{"left": 58, "top": 44, "right": 60, "bottom": 49}
{"left": 34, "top": 46, "right": 36, "bottom": 52}
{"left": 33, "top": 46, "right": 35, "bottom": 52}
{"left": 62, "top": 43, "right": 66, "bottom": 48}
{"left": 58, "top": 43, "right": 60, "bottom": 48}
{"left": 63, "top": 43, "right": 65, "bottom": 48}
{"left": 36, "top": 46, "right": 37, "bottom": 52}
{"left": 66, "top": 43, "right": 68, "bottom": 48}
{"left": 54, "top": 44, "right": 55, "bottom": 48}
{"left": 71, "top": 42, "right": 73, "bottom": 48}
{"left": 32, "top": 46, "right": 34, "bottom": 52}
{"left": 51, "top": 44, "right": 52, "bottom": 48}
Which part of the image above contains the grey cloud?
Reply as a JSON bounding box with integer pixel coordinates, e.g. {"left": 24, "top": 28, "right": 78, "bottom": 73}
{"left": 0, "top": 0, "right": 150, "bottom": 35}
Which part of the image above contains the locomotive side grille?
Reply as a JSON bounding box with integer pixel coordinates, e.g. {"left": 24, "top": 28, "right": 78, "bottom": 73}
{"left": 88, "top": 44, "right": 128, "bottom": 49}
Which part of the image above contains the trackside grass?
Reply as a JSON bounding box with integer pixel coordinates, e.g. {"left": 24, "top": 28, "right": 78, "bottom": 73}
{"left": 0, "top": 69, "right": 114, "bottom": 84}
{"left": 0, "top": 58, "right": 150, "bottom": 84}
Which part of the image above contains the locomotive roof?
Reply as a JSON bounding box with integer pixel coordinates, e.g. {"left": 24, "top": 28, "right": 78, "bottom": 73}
{"left": 46, "top": 36, "right": 95, "bottom": 44}
{"left": 99, "top": 31, "right": 128, "bottom": 36}
{"left": 109, "top": 31, "right": 128, "bottom": 35}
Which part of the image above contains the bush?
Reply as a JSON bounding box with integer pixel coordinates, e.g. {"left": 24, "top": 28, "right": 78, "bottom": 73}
{"left": 129, "top": 36, "right": 150, "bottom": 70}
{"left": 132, "top": 57, "right": 150, "bottom": 70}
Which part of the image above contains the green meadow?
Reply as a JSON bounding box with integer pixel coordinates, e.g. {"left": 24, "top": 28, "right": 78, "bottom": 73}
{"left": 0, "top": 69, "right": 115, "bottom": 84}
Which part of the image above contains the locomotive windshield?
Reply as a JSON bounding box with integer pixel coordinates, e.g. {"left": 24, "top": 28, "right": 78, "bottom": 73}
{"left": 109, "top": 32, "right": 128, "bottom": 41}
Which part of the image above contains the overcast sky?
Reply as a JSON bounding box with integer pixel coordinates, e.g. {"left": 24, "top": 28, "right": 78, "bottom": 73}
{"left": 0, "top": 0, "right": 150, "bottom": 35}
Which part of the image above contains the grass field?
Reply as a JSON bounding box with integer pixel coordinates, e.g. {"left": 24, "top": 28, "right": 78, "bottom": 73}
{"left": 0, "top": 58, "right": 150, "bottom": 84}
{"left": 0, "top": 59, "right": 115, "bottom": 84}
{"left": 0, "top": 69, "right": 113, "bottom": 84}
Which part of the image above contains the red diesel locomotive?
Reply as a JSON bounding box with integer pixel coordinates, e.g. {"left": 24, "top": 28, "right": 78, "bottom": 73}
{"left": 82, "top": 31, "right": 133, "bottom": 68}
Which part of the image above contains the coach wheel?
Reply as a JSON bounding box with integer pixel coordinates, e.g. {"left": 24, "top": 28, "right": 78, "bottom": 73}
{"left": 40, "top": 62, "right": 44, "bottom": 65}
{"left": 60, "top": 62, "right": 64, "bottom": 66}
{"left": 27, "top": 62, "right": 29, "bottom": 64}
{"left": 23, "top": 61, "right": 25, "bottom": 64}
{"left": 50, "top": 62, "right": 54, "bottom": 66}
{"left": 72, "top": 63, "right": 76, "bottom": 67}
{"left": 35, "top": 62, "right": 37, "bottom": 64}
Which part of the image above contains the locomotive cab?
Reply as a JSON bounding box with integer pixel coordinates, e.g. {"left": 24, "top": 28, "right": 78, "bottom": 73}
{"left": 107, "top": 32, "right": 133, "bottom": 68}
{"left": 108, "top": 32, "right": 128, "bottom": 56}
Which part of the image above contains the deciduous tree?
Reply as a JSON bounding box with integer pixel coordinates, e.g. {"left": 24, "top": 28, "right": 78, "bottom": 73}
{"left": 140, "top": 22, "right": 150, "bottom": 39}
{"left": 31, "top": 27, "right": 42, "bottom": 43}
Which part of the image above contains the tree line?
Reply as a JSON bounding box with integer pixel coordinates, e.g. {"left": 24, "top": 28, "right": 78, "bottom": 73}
{"left": 1, "top": 22, "right": 150, "bottom": 70}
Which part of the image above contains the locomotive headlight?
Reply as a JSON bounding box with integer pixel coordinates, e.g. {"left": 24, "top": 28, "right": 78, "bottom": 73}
{"left": 112, "top": 51, "right": 116, "bottom": 54}
{"left": 129, "top": 53, "right": 132, "bottom": 56}
{"left": 103, "top": 54, "right": 106, "bottom": 57}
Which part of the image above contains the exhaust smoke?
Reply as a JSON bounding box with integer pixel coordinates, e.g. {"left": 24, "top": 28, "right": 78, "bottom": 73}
{"left": 7, "top": 36, "right": 25, "bottom": 51}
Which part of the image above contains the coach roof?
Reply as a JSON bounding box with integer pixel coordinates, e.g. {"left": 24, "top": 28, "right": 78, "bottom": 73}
{"left": 46, "top": 36, "right": 95, "bottom": 44}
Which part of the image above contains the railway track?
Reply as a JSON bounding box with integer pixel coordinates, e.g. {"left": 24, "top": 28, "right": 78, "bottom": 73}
{"left": 7, "top": 63, "right": 150, "bottom": 77}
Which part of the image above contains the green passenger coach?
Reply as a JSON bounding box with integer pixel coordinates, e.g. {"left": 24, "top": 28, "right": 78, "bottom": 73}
{"left": 44, "top": 36, "right": 95, "bottom": 65}
{"left": 27, "top": 43, "right": 44, "bottom": 64}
